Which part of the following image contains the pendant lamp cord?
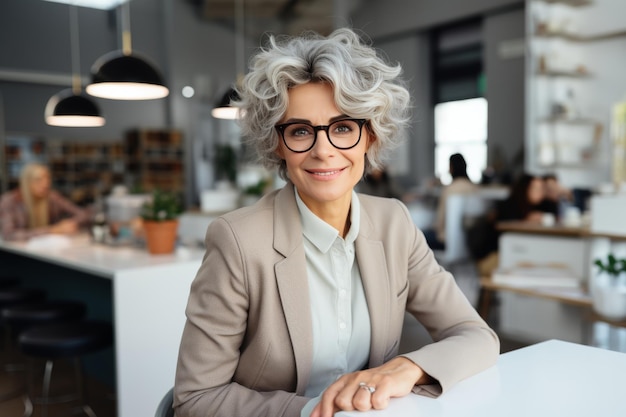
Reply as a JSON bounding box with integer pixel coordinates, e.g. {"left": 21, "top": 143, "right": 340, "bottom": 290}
{"left": 235, "top": 0, "right": 245, "bottom": 83}
{"left": 121, "top": 1, "right": 132, "bottom": 56}
{"left": 69, "top": 5, "right": 82, "bottom": 94}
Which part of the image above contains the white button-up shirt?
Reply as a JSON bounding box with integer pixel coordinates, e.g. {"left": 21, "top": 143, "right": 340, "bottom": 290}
{"left": 295, "top": 190, "right": 371, "bottom": 398}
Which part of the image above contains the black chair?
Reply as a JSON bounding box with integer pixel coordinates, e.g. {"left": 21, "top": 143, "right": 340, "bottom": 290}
{"left": 155, "top": 387, "right": 174, "bottom": 417}
{"left": 18, "top": 320, "right": 114, "bottom": 417}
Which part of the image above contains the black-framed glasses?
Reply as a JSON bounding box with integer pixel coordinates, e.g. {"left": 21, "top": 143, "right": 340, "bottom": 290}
{"left": 275, "top": 118, "right": 367, "bottom": 153}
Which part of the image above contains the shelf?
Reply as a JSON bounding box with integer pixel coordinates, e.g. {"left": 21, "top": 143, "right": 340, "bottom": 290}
{"left": 536, "top": 69, "right": 591, "bottom": 78}
{"left": 535, "top": 28, "right": 626, "bottom": 42}
{"left": 539, "top": 0, "right": 593, "bottom": 6}
{"left": 538, "top": 161, "right": 598, "bottom": 169}
{"left": 539, "top": 117, "right": 600, "bottom": 125}
{"left": 125, "top": 129, "right": 184, "bottom": 195}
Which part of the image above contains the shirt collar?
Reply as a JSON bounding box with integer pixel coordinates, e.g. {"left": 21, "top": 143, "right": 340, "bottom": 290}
{"left": 295, "top": 189, "right": 360, "bottom": 253}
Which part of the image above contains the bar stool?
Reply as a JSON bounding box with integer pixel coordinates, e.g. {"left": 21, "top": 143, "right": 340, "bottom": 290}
{"left": 2, "top": 301, "right": 86, "bottom": 331}
{"left": 0, "top": 276, "right": 20, "bottom": 289}
{"left": 18, "top": 320, "right": 114, "bottom": 417}
{"left": 0, "top": 287, "right": 46, "bottom": 355}
{"left": 0, "top": 288, "right": 47, "bottom": 403}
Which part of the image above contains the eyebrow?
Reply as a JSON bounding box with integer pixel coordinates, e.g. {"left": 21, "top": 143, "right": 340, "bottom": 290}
{"left": 279, "top": 114, "right": 351, "bottom": 125}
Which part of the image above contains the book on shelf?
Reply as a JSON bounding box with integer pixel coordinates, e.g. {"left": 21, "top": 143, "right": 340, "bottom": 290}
{"left": 492, "top": 264, "right": 580, "bottom": 288}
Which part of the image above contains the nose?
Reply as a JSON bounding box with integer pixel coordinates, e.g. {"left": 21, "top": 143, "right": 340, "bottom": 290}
{"left": 310, "top": 128, "right": 334, "bottom": 156}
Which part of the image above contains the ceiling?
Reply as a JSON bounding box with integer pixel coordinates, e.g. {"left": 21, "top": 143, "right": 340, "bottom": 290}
{"left": 191, "top": 0, "right": 338, "bottom": 40}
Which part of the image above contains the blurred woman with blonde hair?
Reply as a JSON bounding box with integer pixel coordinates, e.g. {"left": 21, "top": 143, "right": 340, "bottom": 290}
{"left": 0, "top": 162, "right": 87, "bottom": 241}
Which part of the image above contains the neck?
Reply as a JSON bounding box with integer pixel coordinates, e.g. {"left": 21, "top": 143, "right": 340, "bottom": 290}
{"left": 297, "top": 191, "right": 352, "bottom": 238}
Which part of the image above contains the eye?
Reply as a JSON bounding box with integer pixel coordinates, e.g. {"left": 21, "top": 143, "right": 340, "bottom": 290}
{"left": 287, "top": 124, "right": 314, "bottom": 138}
{"left": 331, "top": 120, "right": 356, "bottom": 135}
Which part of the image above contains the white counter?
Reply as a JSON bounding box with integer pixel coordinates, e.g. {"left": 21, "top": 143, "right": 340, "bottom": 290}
{"left": 0, "top": 236, "right": 204, "bottom": 417}
{"left": 338, "top": 339, "right": 626, "bottom": 417}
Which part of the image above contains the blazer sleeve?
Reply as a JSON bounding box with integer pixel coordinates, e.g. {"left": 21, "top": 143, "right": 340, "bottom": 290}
{"left": 396, "top": 201, "right": 500, "bottom": 397}
{"left": 173, "top": 217, "right": 309, "bottom": 417}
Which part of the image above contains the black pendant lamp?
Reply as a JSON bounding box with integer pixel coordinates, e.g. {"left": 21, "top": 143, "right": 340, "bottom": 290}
{"left": 211, "top": 87, "right": 241, "bottom": 120}
{"left": 86, "top": 1, "right": 168, "bottom": 100}
{"left": 212, "top": 0, "right": 244, "bottom": 119}
{"left": 45, "top": 5, "right": 105, "bottom": 127}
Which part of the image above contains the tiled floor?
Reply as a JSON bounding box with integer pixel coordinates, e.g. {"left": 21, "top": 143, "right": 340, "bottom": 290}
{"left": 0, "top": 355, "right": 116, "bottom": 417}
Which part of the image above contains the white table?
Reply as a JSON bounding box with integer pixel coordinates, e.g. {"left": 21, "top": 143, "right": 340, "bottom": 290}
{"left": 0, "top": 235, "right": 204, "bottom": 417}
{"left": 338, "top": 339, "right": 626, "bottom": 417}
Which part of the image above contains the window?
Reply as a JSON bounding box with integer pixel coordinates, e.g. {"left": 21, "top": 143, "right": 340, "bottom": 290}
{"left": 434, "top": 97, "right": 487, "bottom": 185}
{"left": 432, "top": 18, "right": 487, "bottom": 185}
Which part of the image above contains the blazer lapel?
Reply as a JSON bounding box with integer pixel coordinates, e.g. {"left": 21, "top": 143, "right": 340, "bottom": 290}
{"left": 273, "top": 184, "right": 314, "bottom": 395}
{"left": 356, "top": 198, "right": 391, "bottom": 367}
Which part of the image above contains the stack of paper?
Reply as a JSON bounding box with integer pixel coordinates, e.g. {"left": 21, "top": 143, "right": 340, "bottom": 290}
{"left": 492, "top": 264, "right": 580, "bottom": 288}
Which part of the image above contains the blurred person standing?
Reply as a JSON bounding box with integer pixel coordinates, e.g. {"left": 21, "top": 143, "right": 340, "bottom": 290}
{"left": 423, "top": 153, "right": 477, "bottom": 250}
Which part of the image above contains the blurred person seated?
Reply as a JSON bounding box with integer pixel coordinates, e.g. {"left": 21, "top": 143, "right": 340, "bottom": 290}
{"left": 496, "top": 173, "right": 556, "bottom": 223}
{"left": 468, "top": 173, "right": 558, "bottom": 276}
{"left": 539, "top": 173, "right": 573, "bottom": 220}
{"left": 423, "top": 153, "right": 477, "bottom": 250}
{"left": 0, "top": 162, "right": 88, "bottom": 241}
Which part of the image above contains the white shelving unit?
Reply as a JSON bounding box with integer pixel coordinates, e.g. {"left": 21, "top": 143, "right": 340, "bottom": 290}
{"left": 526, "top": 0, "right": 626, "bottom": 189}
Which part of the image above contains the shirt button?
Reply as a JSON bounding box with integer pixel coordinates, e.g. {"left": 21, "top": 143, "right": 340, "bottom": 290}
{"left": 339, "top": 289, "right": 347, "bottom": 297}
{"left": 339, "top": 322, "right": 346, "bottom": 330}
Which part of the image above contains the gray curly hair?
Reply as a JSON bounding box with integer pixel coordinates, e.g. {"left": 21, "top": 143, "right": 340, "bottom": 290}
{"left": 235, "top": 28, "right": 411, "bottom": 180}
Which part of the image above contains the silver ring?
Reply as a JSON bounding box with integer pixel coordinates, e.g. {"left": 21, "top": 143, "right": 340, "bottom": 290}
{"left": 358, "top": 382, "right": 376, "bottom": 394}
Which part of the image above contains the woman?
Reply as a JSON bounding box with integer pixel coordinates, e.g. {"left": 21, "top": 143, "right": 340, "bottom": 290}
{"left": 0, "top": 162, "right": 88, "bottom": 241}
{"left": 174, "top": 29, "right": 499, "bottom": 417}
{"left": 497, "top": 173, "right": 554, "bottom": 223}
{"left": 471, "top": 173, "right": 557, "bottom": 277}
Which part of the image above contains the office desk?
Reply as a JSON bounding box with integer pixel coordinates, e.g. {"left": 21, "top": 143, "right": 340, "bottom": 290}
{"left": 487, "top": 221, "right": 626, "bottom": 349}
{"left": 0, "top": 236, "right": 204, "bottom": 417}
{"left": 494, "top": 221, "right": 592, "bottom": 344}
{"left": 338, "top": 339, "right": 626, "bottom": 417}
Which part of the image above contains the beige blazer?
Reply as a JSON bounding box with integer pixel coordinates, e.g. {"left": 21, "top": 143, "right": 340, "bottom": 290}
{"left": 174, "top": 183, "right": 499, "bottom": 417}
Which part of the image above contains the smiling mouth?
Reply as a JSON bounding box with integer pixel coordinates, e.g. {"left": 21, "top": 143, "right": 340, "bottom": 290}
{"left": 307, "top": 168, "right": 344, "bottom": 176}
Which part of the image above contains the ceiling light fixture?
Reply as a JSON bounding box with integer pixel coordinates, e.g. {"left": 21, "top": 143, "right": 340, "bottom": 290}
{"left": 211, "top": 0, "right": 244, "bottom": 119}
{"left": 45, "top": 5, "right": 105, "bottom": 127}
{"left": 86, "top": 1, "right": 169, "bottom": 100}
{"left": 42, "top": 0, "right": 125, "bottom": 10}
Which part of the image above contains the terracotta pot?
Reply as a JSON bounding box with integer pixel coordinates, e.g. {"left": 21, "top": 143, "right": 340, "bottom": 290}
{"left": 143, "top": 220, "right": 179, "bottom": 254}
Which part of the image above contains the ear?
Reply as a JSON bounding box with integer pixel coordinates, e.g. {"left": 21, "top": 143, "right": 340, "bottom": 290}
{"left": 365, "top": 131, "right": 377, "bottom": 152}
{"left": 275, "top": 143, "right": 285, "bottom": 159}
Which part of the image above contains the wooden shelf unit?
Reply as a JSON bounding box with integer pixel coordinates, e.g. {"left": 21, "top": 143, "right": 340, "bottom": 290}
{"left": 47, "top": 140, "right": 126, "bottom": 205}
{"left": 125, "top": 129, "right": 184, "bottom": 195}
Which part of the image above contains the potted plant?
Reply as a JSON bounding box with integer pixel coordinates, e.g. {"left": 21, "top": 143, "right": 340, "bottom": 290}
{"left": 240, "top": 178, "right": 269, "bottom": 207}
{"left": 140, "top": 189, "right": 183, "bottom": 254}
{"left": 591, "top": 253, "right": 626, "bottom": 321}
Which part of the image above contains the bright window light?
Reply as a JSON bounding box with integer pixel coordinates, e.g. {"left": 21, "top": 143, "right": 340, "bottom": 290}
{"left": 434, "top": 97, "right": 488, "bottom": 185}
{"left": 41, "top": 0, "right": 127, "bottom": 10}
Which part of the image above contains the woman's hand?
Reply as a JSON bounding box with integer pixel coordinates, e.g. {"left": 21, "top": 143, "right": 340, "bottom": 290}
{"left": 49, "top": 219, "right": 79, "bottom": 235}
{"left": 310, "top": 357, "right": 430, "bottom": 417}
